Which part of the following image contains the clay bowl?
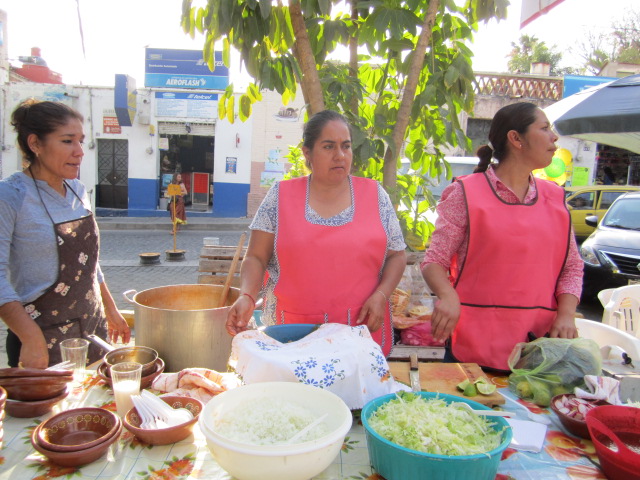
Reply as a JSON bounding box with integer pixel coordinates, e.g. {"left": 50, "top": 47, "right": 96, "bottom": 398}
{"left": 103, "top": 346, "right": 158, "bottom": 378}
{"left": 5, "top": 387, "right": 69, "bottom": 418}
{"left": 0, "top": 375, "right": 72, "bottom": 401}
{"left": 0, "top": 385, "right": 6, "bottom": 406}
{"left": 36, "top": 407, "right": 121, "bottom": 453}
{"left": 97, "top": 357, "right": 165, "bottom": 390}
{"left": 31, "top": 420, "right": 122, "bottom": 467}
{"left": 0, "top": 367, "right": 73, "bottom": 378}
{"left": 550, "top": 393, "right": 610, "bottom": 439}
{"left": 123, "top": 395, "right": 203, "bottom": 445}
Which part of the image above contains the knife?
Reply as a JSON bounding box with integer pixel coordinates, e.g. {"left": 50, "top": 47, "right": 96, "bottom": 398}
{"left": 409, "top": 353, "right": 421, "bottom": 392}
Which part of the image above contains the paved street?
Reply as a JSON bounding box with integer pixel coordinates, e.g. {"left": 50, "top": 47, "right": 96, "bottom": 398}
{"left": 0, "top": 217, "right": 604, "bottom": 368}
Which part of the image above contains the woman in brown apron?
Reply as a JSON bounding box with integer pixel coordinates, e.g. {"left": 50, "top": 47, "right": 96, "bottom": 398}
{"left": 0, "top": 100, "right": 130, "bottom": 368}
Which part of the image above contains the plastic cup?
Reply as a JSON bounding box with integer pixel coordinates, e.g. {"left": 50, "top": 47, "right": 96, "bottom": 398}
{"left": 59, "top": 338, "right": 89, "bottom": 382}
{"left": 111, "top": 362, "right": 142, "bottom": 418}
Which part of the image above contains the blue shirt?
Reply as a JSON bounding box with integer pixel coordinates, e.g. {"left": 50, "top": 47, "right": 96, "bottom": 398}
{"left": 0, "top": 172, "right": 104, "bottom": 306}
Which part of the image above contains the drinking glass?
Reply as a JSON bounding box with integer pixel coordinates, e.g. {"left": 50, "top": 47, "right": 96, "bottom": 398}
{"left": 111, "top": 362, "right": 142, "bottom": 418}
{"left": 59, "top": 338, "right": 89, "bottom": 382}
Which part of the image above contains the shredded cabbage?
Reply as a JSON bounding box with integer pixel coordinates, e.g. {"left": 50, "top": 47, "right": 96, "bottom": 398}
{"left": 368, "top": 393, "right": 504, "bottom": 456}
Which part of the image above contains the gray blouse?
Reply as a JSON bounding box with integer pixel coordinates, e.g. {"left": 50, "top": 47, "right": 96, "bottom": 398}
{"left": 0, "top": 172, "right": 103, "bottom": 307}
{"left": 250, "top": 176, "right": 406, "bottom": 325}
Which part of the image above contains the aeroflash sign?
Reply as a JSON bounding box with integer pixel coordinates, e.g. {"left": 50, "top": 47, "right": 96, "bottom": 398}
{"left": 144, "top": 48, "right": 229, "bottom": 90}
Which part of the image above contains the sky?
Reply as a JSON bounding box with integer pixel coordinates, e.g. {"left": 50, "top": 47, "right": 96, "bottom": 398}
{"left": 1, "top": 0, "right": 638, "bottom": 88}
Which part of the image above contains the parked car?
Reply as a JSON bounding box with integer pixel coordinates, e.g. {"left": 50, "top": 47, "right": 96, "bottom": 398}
{"left": 580, "top": 191, "right": 640, "bottom": 297}
{"left": 564, "top": 185, "right": 640, "bottom": 239}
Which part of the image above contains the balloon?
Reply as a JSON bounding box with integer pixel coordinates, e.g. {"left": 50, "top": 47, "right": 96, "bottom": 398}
{"left": 555, "top": 148, "right": 573, "bottom": 166}
{"left": 550, "top": 172, "right": 567, "bottom": 186}
{"left": 533, "top": 168, "right": 548, "bottom": 180}
{"left": 544, "top": 157, "right": 565, "bottom": 178}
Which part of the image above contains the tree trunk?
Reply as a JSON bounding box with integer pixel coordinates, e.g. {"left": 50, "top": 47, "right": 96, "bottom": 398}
{"left": 289, "top": 0, "right": 325, "bottom": 115}
{"left": 382, "top": 0, "right": 440, "bottom": 191}
{"left": 348, "top": 2, "right": 359, "bottom": 115}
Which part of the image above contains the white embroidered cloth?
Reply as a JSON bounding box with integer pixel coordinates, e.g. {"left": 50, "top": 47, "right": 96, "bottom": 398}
{"left": 230, "top": 323, "right": 409, "bottom": 409}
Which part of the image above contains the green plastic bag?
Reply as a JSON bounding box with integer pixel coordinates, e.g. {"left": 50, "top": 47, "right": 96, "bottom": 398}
{"left": 507, "top": 337, "right": 602, "bottom": 407}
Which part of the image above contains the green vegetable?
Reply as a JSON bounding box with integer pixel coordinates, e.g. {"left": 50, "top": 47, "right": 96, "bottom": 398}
{"left": 368, "top": 392, "right": 504, "bottom": 456}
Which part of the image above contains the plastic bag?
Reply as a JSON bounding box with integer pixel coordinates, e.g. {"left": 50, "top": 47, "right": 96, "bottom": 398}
{"left": 400, "top": 322, "right": 445, "bottom": 347}
{"left": 507, "top": 337, "right": 602, "bottom": 406}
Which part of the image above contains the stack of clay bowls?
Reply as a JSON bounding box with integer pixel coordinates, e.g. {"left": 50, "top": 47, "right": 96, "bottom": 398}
{"left": 31, "top": 407, "right": 122, "bottom": 467}
{"left": 0, "top": 367, "right": 72, "bottom": 418}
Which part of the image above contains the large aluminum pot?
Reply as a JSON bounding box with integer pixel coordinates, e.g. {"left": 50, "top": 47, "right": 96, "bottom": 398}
{"left": 123, "top": 284, "right": 240, "bottom": 373}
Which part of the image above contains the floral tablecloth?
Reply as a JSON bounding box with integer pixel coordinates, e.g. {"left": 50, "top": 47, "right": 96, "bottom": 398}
{"left": 0, "top": 372, "right": 607, "bottom": 480}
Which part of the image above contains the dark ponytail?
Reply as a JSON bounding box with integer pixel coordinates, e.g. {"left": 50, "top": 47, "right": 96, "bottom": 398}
{"left": 474, "top": 145, "right": 493, "bottom": 173}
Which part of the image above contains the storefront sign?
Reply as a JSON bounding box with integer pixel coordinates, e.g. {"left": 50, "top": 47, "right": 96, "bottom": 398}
{"left": 114, "top": 74, "right": 137, "bottom": 126}
{"left": 572, "top": 167, "right": 590, "bottom": 186}
{"left": 155, "top": 92, "right": 218, "bottom": 119}
{"left": 103, "top": 110, "right": 121, "bottom": 134}
{"left": 145, "top": 48, "right": 229, "bottom": 90}
{"left": 225, "top": 157, "right": 237, "bottom": 174}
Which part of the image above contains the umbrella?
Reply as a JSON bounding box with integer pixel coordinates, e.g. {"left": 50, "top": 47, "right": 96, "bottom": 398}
{"left": 543, "top": 74, "right": 640, "bottom": 154}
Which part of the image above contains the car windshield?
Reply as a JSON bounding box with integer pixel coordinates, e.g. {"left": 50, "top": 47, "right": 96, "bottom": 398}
{"left": 602, "top": 197, "right": 640, "bottom": 230}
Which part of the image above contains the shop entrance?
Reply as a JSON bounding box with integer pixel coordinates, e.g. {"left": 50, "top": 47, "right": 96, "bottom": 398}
{"left": 595, "top": 145, "right": 640, "bottom": 186}
{"left": 96, "top": 139, "right": 128, "bottom": 209}
{"left": 158, "top": 122, "right": 215, "bottom": 211}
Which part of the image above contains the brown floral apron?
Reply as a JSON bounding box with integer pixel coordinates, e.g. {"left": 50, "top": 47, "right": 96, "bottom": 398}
{"left": 7, "top": 177, "right": 108, "bottom": 367}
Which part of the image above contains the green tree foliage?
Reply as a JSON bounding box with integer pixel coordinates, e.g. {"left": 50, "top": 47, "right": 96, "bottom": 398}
{"left": 507, "top": 34, "right": 562, "bottom": 75}
{"left": 181, "top": 0, "right": 508, "bottom": 250}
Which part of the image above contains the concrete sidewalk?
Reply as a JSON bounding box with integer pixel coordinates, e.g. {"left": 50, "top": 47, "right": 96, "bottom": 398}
{"left": 97, "top": 216, "right": 251, "bottom": 231}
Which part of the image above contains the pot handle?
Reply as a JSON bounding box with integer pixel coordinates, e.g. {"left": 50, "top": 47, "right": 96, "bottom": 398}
{"left": 123, "top": 289, "right": 138, "bottom": 304}
{"left": 86, "top": 334, "right": 115, "bottom": 352}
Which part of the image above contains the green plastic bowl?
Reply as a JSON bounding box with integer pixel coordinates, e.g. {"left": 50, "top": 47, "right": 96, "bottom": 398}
{"left": 361, "top": 392, "right": 512, "bottom": 480}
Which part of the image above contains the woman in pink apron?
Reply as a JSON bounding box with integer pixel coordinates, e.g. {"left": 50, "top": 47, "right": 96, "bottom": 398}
{"left": 421, "top": 102, "right": 583, "bottom": 372}
{"left": 0, "top": 100, "right": 130, "bottom": 368}
{"left": 225, "top": 110, "right": 407, "bottom": 356}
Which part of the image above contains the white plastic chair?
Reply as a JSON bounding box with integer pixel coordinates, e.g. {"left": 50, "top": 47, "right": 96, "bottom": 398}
{"left": 597, "top": 288, "right": 616, "bottom": 308}
{"left": 601, "top": 285, "right": 640, "bottom": 338}
{"left": 575, "top": 317, "right": 640, "bottom": 362}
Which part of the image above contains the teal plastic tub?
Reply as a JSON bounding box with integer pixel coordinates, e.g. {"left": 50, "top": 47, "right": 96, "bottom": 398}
{"left": 261, "top": 324, "right": 320, "bottom": 343}
{"left": 361, "top": 392, "right": 512, "bottom": 480}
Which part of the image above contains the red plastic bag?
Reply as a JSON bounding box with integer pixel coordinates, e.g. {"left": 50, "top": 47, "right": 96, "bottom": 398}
{"left": 400, "top": 322, "right": 445, "bottom": 347}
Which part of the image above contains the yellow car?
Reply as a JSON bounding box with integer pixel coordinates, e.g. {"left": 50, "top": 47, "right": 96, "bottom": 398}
{"left": 565, "top": 185, "right": 640, "bottom": 239}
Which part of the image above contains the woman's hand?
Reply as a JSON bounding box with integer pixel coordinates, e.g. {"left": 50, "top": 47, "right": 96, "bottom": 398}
{"left": 549, "top": 293, "right": 579, "bottom": 339}
{"left": 430, "top": 290, "right": 461, "bottom": 342}
{"left": 549, "top": 313, "right": 578, "bottom": 339}
{"left": 19, "top": 334, "right": 49, "bottom": 369}
{"left": 105, "top": 309, "right": 131, "bottom": 344}
{"left": 356, "top": 290, "right": 387, "bottom": 332}
{"left": 226, "top": 295, "right": 255, "bottom": 336}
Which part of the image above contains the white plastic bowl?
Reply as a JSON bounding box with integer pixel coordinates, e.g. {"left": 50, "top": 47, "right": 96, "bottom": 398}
{"left": 199, "top": 381, "right": 352, "bottom": 480}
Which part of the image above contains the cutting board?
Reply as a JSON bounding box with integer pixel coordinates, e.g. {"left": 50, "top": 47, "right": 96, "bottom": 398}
{"left": 388, "top": 362, "right": 505, "bottom": 406}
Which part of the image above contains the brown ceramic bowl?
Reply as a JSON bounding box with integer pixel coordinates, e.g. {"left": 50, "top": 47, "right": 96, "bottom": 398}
{"left": 0, "top": 367, "right": 73, "bottom": 378}
{"left": 0, "top": 385, "right": 6, "bottom": 406}
{"left": 31, "top": 420, "right": 122, "bottom": 467}
{"left": 550, "top": 393, "right": 610, "bottom": 439}
{"left": 5, "top": 387, "right": 69, "bottom": 418}
{"left": 36, "top": 407, "right": 121, "bottom": 453}
{"left": 103, "top": 346, "right": 158, "bottom": 378}
{"left": 0, "top": 375, "right": 72, "bottom": 401}
{"left": 123, "top": 395, "right": 203, "bottom": 445}
{"left": 97, "top": 357, "right": 165, "bottom": 390}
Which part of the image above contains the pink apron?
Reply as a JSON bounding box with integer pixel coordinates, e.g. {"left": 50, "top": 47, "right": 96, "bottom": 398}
{"left": 451, "top": 173, "right": 570, "bottom": 370}
{"left": 273, "top": 176, "right": 392, "bottom": 356}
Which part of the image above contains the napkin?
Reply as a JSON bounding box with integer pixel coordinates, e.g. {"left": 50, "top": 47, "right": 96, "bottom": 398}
{"left": 231, "top": 323, "right": 409, "bottom": 409}
{"left": 506, "top": 418, "right": 548, "bottom": 453}
{"left": 574, "top": 375, "right": 622, "bottom": 405}
{"left": 152, "top": 368, "right": 241, "bottom": 404}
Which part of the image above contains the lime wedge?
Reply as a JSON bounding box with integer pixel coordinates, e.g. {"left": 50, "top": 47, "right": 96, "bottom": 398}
{"left": 463, "top": 383, "right": 478, "bottom": 397}
{"left": 476, "top": 382, "right": 496, "bottom": 395}
{"left": 457, "top": 379, "right": 471, "bottom": 392}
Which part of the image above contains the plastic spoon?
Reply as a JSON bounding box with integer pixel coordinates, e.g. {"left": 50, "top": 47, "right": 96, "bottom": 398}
{"left": 141, "top": 390, "right": 193, "bottom": 426}
{"left": 286, "top": 413, "right": 328, "bottom": 444}
{"left": 451, "top": 402, "right": 514, "bottom": 417}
